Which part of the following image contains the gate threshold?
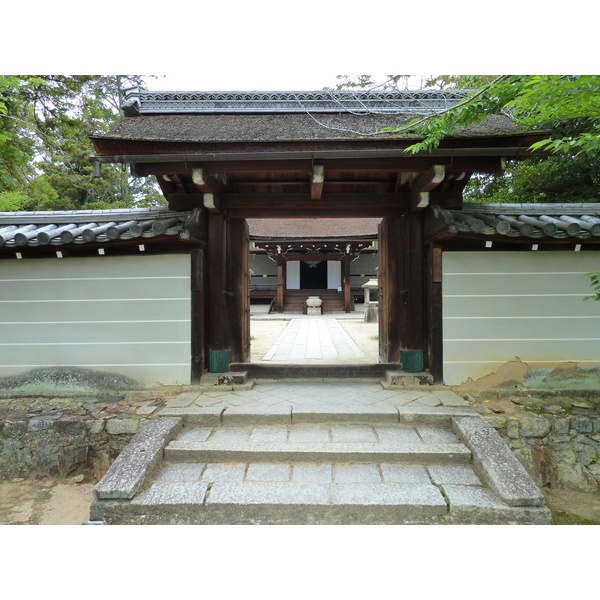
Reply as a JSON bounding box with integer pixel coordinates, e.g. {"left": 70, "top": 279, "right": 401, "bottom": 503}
{"left": 229, "top": 362, "right": 403, "bottom": 380}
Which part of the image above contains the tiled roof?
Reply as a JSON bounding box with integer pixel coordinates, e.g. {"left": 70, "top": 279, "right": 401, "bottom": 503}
{"left": 247, "top": 218, "right": 380, "bottom": 240}
{"left": 441, "top": 203, "right": 600, "bottom": 241}
{"left": 0, "top": 208, "right": 188, "bottom": 249}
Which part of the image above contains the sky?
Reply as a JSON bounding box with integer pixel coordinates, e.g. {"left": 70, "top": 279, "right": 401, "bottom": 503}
{"left": 5, "top": 2, "right": 596, "bottom": 93}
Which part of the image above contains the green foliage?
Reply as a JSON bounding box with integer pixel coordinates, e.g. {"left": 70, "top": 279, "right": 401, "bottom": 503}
{"left": 464, "top": 155, "right": 600, "bottom": 204}
{"left": 584, "top": 272, "right": 600, "bottom": 302}
{"left": 0, "top": 75, "right": 165, "bottom": 211}
{"left": 402, "top": 75, "right": 600, "bottom": 157}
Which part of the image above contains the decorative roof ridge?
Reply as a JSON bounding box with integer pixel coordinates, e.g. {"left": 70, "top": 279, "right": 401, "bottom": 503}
{"left": 121, "top": 88, "right": 472, "bottom": 116}
{"left": 0, "top": 207, "right": 188, "bottom": 225}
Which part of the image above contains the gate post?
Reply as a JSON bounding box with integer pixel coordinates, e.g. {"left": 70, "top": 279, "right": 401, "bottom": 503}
{"left": 378, "top": 213, "right": 425, "bottom": 372}
{"left": 206, "top": 214, "right": 250, "bottom": 372}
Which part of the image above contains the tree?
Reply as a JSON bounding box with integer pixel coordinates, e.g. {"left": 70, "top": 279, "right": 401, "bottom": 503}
{"left": 0, "top": 75, "right": 165, "bottom": 211}
{"left": 397, "top": 75, "right": 600, "bottom": 204}
{"left": 401, "top": 75, "right": 600, "bottom": 156}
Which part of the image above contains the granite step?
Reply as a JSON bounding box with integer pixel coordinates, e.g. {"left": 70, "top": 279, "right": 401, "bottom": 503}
{"left": 163, "top": 423, "right": 472, "bottom": 465}
{"left": 89, "top": 416, "right": 552, "bottom": 525}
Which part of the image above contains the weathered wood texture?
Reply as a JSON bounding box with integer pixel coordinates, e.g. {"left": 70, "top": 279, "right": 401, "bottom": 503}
{"left": 191, "top": 247, "right": 207, "bottom": 382}
{"left": 205, "top": 214, "right": 250, "bottom": 367}
{"left": 378, "top": 214, "right": 425, "bottom": 365}
{"left": 426, "top": 244, "right": 443, "bottom": 383}
{"left": 228, "top": 218, "right": 250, "bottom": 363}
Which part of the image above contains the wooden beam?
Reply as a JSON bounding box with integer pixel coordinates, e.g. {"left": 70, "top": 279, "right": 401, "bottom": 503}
{"left": 410, "top": 165, "right": 445, "bottom": 212}
{"left": 132, "top": 156, "right": 508, "bottom": 178}
{"left": 166, "top": 191, "right": 463, "bottom": 217}
{"left": 311, "top": 165, "right": 325, "bottom": 200}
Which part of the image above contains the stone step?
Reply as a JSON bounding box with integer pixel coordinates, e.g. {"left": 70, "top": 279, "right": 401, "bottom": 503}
{"left": 164, "top": 423, "right": 472, "bottom": 465}
{"left": 89, "top": 417, "right": 552, "bottom": 525}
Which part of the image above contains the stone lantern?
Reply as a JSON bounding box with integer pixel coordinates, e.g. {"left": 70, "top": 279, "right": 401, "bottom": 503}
{"left": 362, "top": 279, "right": 378, "bottom": 322}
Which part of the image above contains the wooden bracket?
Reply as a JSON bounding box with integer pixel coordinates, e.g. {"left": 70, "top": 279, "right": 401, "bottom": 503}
{"left": 410, "top": 165, "right": 445, "bottom": 211}
{"left": 193, "top": 168, "right": 222, "bottom": 213}
{"left": 311, "top": 164, "right": 325, "bottom": 200}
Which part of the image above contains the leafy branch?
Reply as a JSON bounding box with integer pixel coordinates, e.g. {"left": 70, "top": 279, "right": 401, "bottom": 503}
{"left": 584, "top": 272, "right": 600, "bottom": 302}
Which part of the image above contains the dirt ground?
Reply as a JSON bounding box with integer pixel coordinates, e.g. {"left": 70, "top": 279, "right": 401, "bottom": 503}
{"left": 0, "top": 477, "right": 96, "bottom": 525}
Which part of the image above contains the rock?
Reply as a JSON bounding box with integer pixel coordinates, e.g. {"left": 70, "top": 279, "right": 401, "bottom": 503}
{"left": 542, "top": 404, "right": 563, "bottom": 415}
{"left": 555, "top": 463, "right": 597, "bottom": 492}
{"left": 507, "top": 419, "right": 520, "bottom": 439}
{"left": 71, "top": 474, "right": 85, "bottom": 483}
{"left": 106, "top": 419, "right": 140, "bottom": 435}
{"left": 520, "top": 413, "right": 551, "bottom": 438}
{"left": 571, "top": 417, "right": 593, "bottom": 434}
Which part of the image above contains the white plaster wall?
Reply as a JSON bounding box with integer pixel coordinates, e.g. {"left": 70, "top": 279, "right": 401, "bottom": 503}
{"left": 286, "top": 261, "right": 300, "bottom": 289}
{"left": 442, "top": 251, "right": 600, "bottom": 385}
{"left": 327, "top": 261, "right": 342, "bottom": 289}
{"left": 0, "top": 254, "right": 191, "bottom": 386}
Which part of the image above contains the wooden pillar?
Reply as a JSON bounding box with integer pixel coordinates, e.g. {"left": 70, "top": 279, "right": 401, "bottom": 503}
{"left": 378, "top": 213, "right": 425, "bottom": 372}
{"left": 207, "top": 212, "right": 230, "bottom": 372}
{"left": 378, "top": 217, "right": 401, "bottom": 364}
{"left": 228, "top": 218, "right": 250, "bottom": 364}
{"left": 191, "top": 247, "right": 207, "bottom": 382}
{"left": 276, "top": 255, "right": 285, "bottom": 312}
{"left": 187, "top": 207, "right": 208, "bottom": 382}
{"left": 427, "top": 244, "right": 444, "bottom": 383}
{"left": 206, "top": 214, "right": 250, "bottom": 371}
{"left": 343, "top": 255, "right": 352, "bottom": 313}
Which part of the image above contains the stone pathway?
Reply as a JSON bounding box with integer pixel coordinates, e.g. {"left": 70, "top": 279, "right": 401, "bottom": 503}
{"left": 90, "top": 382, "right": 551, "bottom": 525}
{"left": 261, "top": 318, "right": 365, "bottom": 362}
{"left": 159, "top": 382, "right": 470, "bottom": 416}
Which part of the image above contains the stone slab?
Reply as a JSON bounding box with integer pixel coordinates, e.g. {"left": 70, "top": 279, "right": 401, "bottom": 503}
{"left": 158, "top": 406, "right": 224, "bottom": 425}
{"left": 431, "top": 391, "right": 469, "bottom": 407}
{"left": 397, "top": 405, "right": 478, "bottom": 426}
{"left": 249, "top": 426, "right": 289, "bottom": 443}
{"left": 452, "top": 416, "right": 545, "bottom": 507}
{"left": 331, "top": 425, "right": 378, "bottom": 443}
{"left": 292, "top": 463, "right": 333, "bottom": 483}
{"left": 93, "top": 417, "right": 183, "bottom": 500}
{"left": 222, "top": 404, "right": 293, "bottom": 426}
{"left": 206, "top": 481, "right": 330, "bottom": 506}
{"left": 426, "top": 465, "right": 482, "bottom": 486}
{"left": 380, "top": 464, "right": 431, "bottom": 484}
{"left": 246, "top": 463, "right": 292, "bottom": 482}
{"left": 442, "top": 484, "right": 552, "bottom": 525}
{"left": 164, "top": 440, "right": 472, "bottom": 464}
{"left": 334, "top": 464, "right": 382, "bottom": 483}
{"left": 201, "top": 463, "right": 247, "bottom": 482}
{"left": 375, "top": 426, "right": 421, "bottom": 444}
{"left": 331, "top": 483, "right": 447, "bottom": 512}
{"left": 291, "top": 404, "right": 398, "bottom": 424}
{"left": 385, "top": 371, "right": 434, "bottom": 386}
{"left": 154, "top": 463, "right": 206, "bottom": 482}
{"left": 168, "top": 392, "right": 201, "bottom": 408}
{"left": 417, "top": 427, "right": 461, "bottom": 444}
{"left": 132, "top": 482, "right": 209, "bottom": 506}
